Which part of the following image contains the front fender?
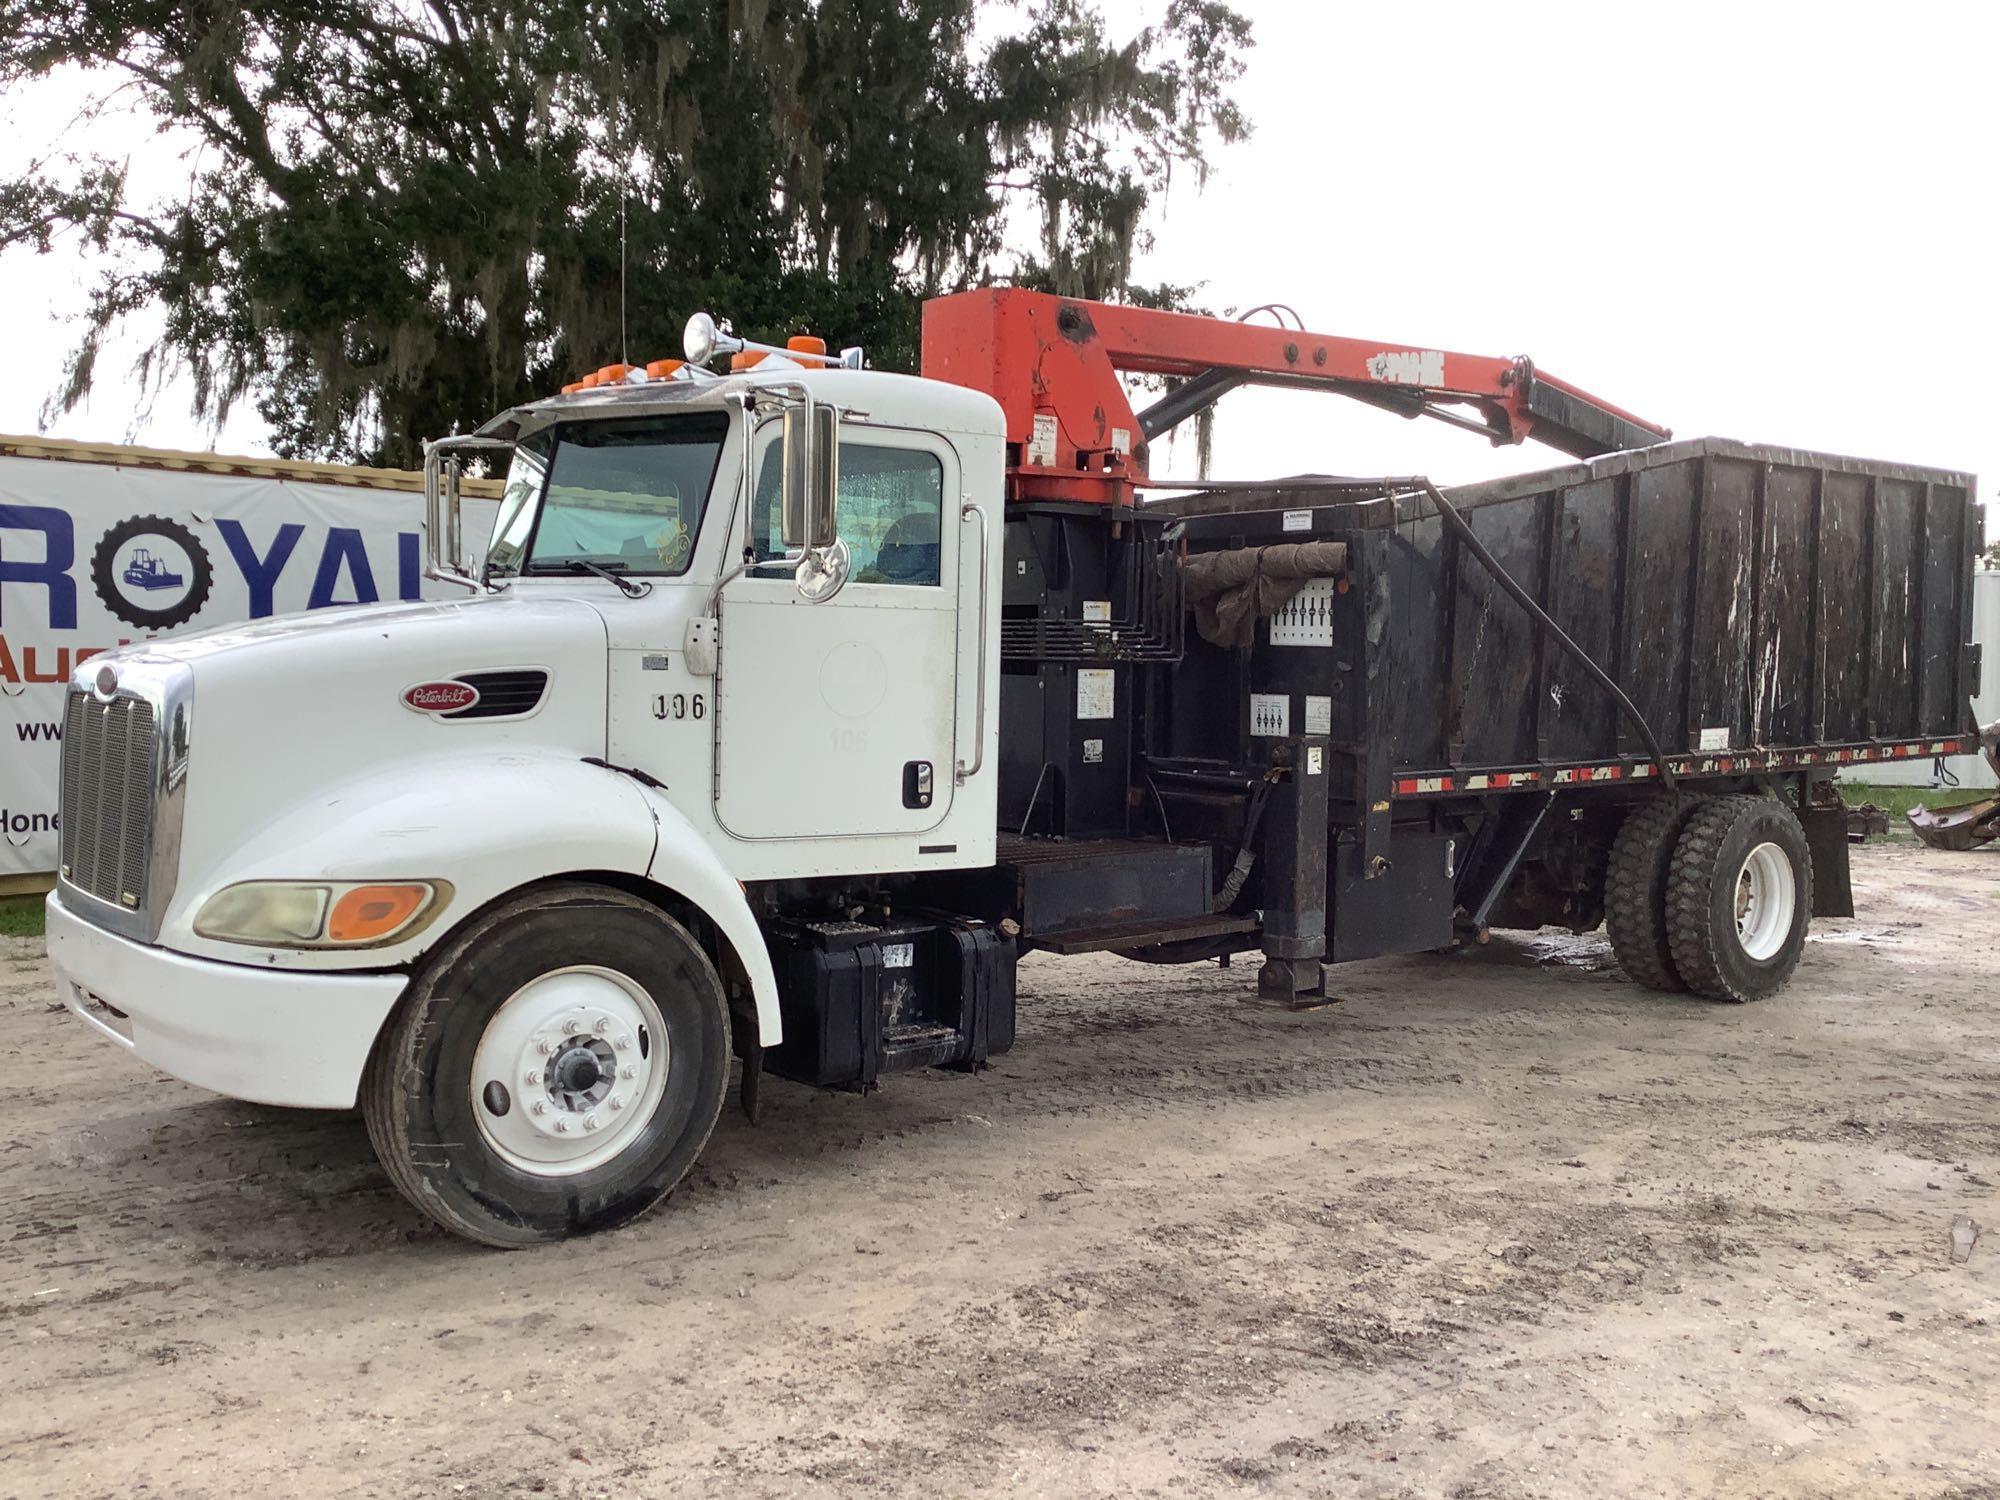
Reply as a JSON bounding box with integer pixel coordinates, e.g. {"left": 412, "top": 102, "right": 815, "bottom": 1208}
{"left": 630, "top": 785, "right": 783, "bottom": 1048}
{"left": 159, "top": 755, "right": 782, "bottom": 1051}
{"left": 164, "top": 751, "right": 657, "bottom": 968}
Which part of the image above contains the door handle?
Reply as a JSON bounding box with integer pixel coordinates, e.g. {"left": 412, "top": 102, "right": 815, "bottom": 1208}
{"left": 956, "top": 501, "right": 990, "bottom": 785}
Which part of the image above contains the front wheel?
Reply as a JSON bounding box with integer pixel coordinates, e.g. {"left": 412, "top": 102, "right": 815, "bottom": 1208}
{"left": 1665, "top": 795, "right": 1813, "bottom": 1002}
{"left": 363, "top": 883, "right": 730, "bottom": 1247}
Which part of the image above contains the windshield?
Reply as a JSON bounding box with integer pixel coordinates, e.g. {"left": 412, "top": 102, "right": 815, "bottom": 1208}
{"left": 485, "top": 411, "right": 729, "bottom": 579}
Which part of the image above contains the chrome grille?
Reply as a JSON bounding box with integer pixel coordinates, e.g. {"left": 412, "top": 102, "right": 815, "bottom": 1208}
{"left": 59, "top": 690, "right": 158, "bottom": 911}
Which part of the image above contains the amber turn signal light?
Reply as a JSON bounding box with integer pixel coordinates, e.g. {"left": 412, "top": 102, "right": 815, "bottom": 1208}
{"left": 327, "top": 884, "right": 433, "bottom": 944}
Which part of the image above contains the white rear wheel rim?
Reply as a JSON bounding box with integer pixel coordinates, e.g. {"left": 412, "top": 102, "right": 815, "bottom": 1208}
{"left": 471, "top": 965, "right": 670, "bottom": 1176}
{"left": 1734, "top": 842, "right": 1795, "bottom": 962}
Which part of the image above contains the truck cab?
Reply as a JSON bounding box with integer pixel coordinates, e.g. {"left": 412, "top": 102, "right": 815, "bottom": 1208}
{"left": 47, "top": 346, "right": 1009, "bottom": 1246}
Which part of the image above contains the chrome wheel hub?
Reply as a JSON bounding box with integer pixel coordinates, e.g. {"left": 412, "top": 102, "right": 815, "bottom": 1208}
{"left": 471, "top": 965, "right": 669, "bottom": 1176}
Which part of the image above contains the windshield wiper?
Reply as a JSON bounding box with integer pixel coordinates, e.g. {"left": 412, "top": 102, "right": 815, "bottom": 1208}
{"left": 536, "top": 558, "right": 651, "bottom": 598}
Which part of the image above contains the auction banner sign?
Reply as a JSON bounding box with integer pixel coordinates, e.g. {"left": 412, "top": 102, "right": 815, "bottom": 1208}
{"left": 0, "top": 440, "right": 497, "bottom": 879}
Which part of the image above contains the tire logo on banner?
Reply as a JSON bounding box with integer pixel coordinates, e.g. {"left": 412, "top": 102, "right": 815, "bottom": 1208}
{"left": 90, "top": 514, "right": 215, "bottom": 631}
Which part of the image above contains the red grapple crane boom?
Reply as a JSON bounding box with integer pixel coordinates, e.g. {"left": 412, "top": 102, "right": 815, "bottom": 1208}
{"left": 920, "top": 288, "right": 1670, "bottom": 506}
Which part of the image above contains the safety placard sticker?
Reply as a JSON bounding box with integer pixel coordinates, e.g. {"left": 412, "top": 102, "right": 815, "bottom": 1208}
{"left": 1027, "top": 412, "right": 1059, "bottom": 468}
{"left": 1082, "top": 599, "right": 1111, "bottom": 622}
{"left": 1077, "top": 667, "right": 1116, "bottom": 720}
{"left": 1698, "top": 726, "right": 1730, "bottom": 751}
{"left": 1282, "top": 509, "right": 1312, "bottom": 532}
{"left": 1270, "top": 579, "right": 1336, "bottom": 647}
{"left": 1250, "top": 693, "right": 1290, "bottom": 736}
{"left": 1304, "top": 694, "right": 1332, "bottom": 735}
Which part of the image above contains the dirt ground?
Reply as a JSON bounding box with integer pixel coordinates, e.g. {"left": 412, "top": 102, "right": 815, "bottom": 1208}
{"left": 2, "top": 842, "right": 1996, "bottom": 1500}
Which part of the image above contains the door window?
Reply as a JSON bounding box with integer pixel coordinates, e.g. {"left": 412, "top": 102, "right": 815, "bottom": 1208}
{"left": 749, "top": 439, "right": 945, "bottom": 586}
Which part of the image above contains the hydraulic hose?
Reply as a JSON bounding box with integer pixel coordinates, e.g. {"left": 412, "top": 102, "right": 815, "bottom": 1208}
{"left": 1415, "top": 479, "right": 1678, "bottom": 792}
{"left": 1213, "top": 770, "right": 1281, "bottom": 912}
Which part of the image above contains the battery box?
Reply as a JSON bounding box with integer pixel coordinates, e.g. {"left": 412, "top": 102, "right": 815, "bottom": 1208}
{"left": 763, "top": 914, "right": 1016, "bottom": 1089}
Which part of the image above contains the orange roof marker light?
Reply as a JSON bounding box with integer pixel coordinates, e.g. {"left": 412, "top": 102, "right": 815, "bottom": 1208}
{"left": 564, "top": 361, "right": 661, "bottom": 396}
{"left": 786, "top": 335, "right": 828, "bottom": 357}
{"left": 557, "top": 355, "right": 710, "bottom": 397}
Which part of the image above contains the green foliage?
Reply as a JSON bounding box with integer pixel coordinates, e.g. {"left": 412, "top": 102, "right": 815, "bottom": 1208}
{"left": 1, "top": 0, "right": 1251, "bottom": 466}
{"left": 0, "top": 894, "right": 46, "bottom": 939}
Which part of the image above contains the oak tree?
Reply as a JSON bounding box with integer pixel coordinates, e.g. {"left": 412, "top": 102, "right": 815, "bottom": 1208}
{"left": 1, "top": 0, "right": 1250, "bottom": 464}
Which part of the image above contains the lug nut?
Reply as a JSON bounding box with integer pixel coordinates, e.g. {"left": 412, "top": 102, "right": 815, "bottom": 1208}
{"left": 614, "top": 1037, "right": 630, "bottom": 1051}
{"left": 531, "top": 1101, "right": 548, "bottom": 1116}
{"left": 609, "top": 1098, "right": 624, "bottom": 1113}
{"left": 621, "top": 1065, "right": 636, "bottom": 1080}
{"left": 594, "top": 1016, "right": 611, "bottom": 1033}
{"left": 554, "top": 1119, "right": 569, "bottom": 1134}
{"left": 583, "top": 1115, "right": 599, "bottom": 1132}
{"left": 537, "top": 1038, "right": 556, "bottom": 1056}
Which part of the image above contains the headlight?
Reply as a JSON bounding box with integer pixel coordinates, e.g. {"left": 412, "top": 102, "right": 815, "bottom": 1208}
{"left": 194, "top": 880, "right": 450, "bottom": 948}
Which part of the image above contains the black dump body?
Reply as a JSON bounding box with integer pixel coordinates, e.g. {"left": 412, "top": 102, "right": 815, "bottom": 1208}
{"left": 1156, "top": 437, "right": 1983, "bottom": 790}
{"left": 1124, "top": 437, "right": 1984, "bottom": 972}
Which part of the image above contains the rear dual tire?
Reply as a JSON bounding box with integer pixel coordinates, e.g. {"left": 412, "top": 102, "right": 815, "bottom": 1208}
{"left": 1605, "top": 798, "right": 1699, "bottom": 992}
{"left": 1665, "top": 795, "right": 1812, "bottom": 1003}
{"left": 1605, "top": 794, "right": 1810, "bottom": 1002}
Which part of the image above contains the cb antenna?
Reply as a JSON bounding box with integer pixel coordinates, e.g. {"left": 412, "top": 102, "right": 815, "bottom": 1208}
{"left": 619, "top": 180, "right": 629, "bottom": 368}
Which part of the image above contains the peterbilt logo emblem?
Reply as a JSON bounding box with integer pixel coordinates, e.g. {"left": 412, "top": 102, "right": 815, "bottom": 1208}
{"left": 402, "top": 680, "right": 479, "bottom": 714}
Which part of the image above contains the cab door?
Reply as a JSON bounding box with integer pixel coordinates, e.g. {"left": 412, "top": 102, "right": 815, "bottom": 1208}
{"left": 712, "top": 426, "right": 960, "bottom": 840}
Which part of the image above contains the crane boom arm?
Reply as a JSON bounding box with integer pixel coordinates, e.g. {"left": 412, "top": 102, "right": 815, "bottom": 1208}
{"left": 920, "top": 288, "right": 1670, "bottom": 505}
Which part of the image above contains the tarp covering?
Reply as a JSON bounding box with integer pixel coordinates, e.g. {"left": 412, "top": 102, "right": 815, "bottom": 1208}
{"left": 1180, "top": 540, "right": 1349, "bottom": 648}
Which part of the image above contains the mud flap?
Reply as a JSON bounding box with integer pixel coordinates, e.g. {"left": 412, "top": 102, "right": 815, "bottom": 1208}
{"left": 1800, "top": 804, "right": 1854, "bottom": 919}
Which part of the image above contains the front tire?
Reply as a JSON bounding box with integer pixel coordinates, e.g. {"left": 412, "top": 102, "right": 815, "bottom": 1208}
{"left": 1665, "top": 795, "right": 1812, "bottom": 1002}
{"left": 363, "top": 883, "right": 730, "bottom": 1247}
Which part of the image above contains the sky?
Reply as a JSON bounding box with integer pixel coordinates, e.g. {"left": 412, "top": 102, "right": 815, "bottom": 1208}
{"left": 1, "top": 1, "right": 1994, "bottom": 537}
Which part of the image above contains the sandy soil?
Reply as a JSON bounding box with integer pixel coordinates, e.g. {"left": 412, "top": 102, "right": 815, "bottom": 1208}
{"left": 2, "top": 841, "right": 1996, "bottom": 1499}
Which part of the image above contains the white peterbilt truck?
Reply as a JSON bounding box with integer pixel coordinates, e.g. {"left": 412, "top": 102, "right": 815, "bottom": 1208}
{"left": 47, "top": 292, "right": 1984, "bottom": 1245}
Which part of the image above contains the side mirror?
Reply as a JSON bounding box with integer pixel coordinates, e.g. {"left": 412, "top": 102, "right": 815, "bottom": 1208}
{"left": 423, "top": 434, "right": 512, "bottom": 591}
{"left": 780, "top": 400, "right": 840, "bottom": 550}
